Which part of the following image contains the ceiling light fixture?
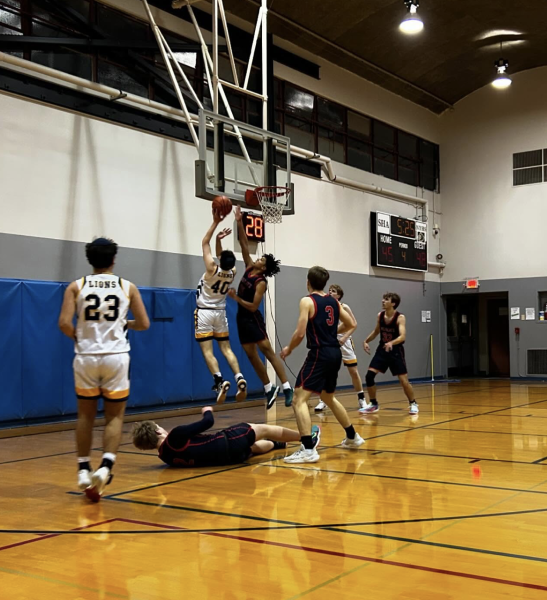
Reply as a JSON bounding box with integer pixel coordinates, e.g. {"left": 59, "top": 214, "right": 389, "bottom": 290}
{"left": 492, "top": 58, "right": 512, "bottom": 89}
{"left": 400, "top": 1, "right": 424, "bottom": 35}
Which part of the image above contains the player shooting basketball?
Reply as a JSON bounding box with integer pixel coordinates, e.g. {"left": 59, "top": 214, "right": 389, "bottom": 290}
{"left": 227, "top": 206, "right": 294, "bottom": 409}
{"left": 195, "top": 208, "right": 248, "bottom": 404}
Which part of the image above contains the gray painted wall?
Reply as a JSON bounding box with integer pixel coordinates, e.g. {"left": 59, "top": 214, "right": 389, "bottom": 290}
{"left": 275, "top": 266, "right": 443, "bottom": 389}
{"left": 440, "top": 277, "right": 547, "bottom": 378}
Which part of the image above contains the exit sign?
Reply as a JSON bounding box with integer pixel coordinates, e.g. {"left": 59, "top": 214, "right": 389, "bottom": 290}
{"left": 465, "top": 279, "right": 480, "bottom": 289}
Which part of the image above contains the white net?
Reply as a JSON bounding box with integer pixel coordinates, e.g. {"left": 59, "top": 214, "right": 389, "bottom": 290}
{"left": 255, "top": 187, "right": 291, "bottom": 224}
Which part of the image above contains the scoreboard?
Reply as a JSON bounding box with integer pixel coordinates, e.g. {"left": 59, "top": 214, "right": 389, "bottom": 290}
{"left": 370, "top": 212, "right": 428, "bottom": 272}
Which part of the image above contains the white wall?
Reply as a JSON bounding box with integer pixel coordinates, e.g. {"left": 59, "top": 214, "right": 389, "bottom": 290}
{"left": 0, "top": 91, "right": 441, "bottom": 280}
{"left": 440, "top": 67, "right": 547, "bottom": 282}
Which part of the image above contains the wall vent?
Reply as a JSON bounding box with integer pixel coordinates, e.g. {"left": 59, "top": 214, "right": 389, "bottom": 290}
{"left": 527, "top": 349, "right": 547, "bottom": 375}
{"left": 513, "top": 149, "right": 546, "bottom": 186}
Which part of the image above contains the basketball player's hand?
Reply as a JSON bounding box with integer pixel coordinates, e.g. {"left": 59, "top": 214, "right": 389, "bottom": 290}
{"left": 227, "top": 288, "right": 237, "bottom": 299}
{"left": 339, "top": 335, "right": 349, "bottom": 346}
{"left": 217, "top": 228, "right": 232, "bottom": 240}
{"left": 234, "top": 206, "right": 242, "bottom": 222}
{"left": 384, "top": 342, "right": 393, "bottom": 352}
{"left": 202, "top": 406, "right": 213, "bottom": 414}
{"left": 280, "top": 346, "right": 291, "bottom": 359}
{"left": 213, "top": 209, "right": 224, "bottom": 223}
{"left": 364, "top": 342, "right": 371, "bottom": 355}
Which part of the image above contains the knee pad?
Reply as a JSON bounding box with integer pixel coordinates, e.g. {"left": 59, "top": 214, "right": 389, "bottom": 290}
{"left": 365, "top": 370, "right": 377, "bottom": 388}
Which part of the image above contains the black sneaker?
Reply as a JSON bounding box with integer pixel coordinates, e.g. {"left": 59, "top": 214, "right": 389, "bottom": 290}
{"left": 266, "top": 386, "right": 280, "bottom": 409}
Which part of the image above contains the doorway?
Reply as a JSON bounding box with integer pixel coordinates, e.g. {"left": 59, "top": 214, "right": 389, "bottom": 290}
{"left": 444, "top": 293, "right": 510, "bottom": 378}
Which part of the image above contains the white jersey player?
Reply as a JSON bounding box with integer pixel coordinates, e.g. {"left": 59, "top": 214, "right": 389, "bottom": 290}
{"left": 195, "top": 212, "right": 247, "bottom": 404}
{"left": 59, "top": 237, "right": 149, "bottom": 502}
{"left": 314, "top": 285, "right": 368, "bottom": 412}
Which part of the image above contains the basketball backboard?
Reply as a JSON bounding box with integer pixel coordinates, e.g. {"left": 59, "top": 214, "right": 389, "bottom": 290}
{"left": 195, "top": 109, "right": 294, "bottom": 216}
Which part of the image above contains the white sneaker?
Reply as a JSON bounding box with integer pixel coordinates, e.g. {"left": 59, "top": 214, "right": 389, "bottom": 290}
{"left": 358, "top": 398, "right": 368, "bottom": 410}
{"left": 341, "top": 433, "right": 365, "bottom": 449}
{"left": 314, "top": 400, "right": 327, "bottom": 412}
{"left": 85, "top": 467, "right": 111, "bottom": 503}
{"left": 235, "top": 377, "right": 247, "bottom": 402}
{"left": 216, "top": 380, "right": 230, "bottom": 404}
{"left": 409, "top": 402, "right": 419, "bottom": 415}
{"left": 77, "top": 469, "right": 91, "bottom": 491}
{"left": 284, "top": 445, "right": 320, "bottom": 464}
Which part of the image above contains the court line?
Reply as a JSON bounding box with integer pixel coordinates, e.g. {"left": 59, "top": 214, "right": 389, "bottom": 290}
{"left": 3, "top": 506, "right": 547, "bottom": 536}
{"left": 420, "top": 426, "right": 547, "bottom": 437}
{"left": 0, "top": 518, "right": 118, "bottom": 552}
{"left": 263, "top": 463, "right": 547, "bottom": 495}
{"left": 533, "top": 456, "right": 547, "bottom": 464}
{"left": 0, "top": 450, "right": 76, "bottom": 466}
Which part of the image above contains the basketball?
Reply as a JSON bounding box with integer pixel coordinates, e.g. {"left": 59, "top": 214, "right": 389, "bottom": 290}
{"left": 212, "top": 195, "right": 232, "bottom": 217}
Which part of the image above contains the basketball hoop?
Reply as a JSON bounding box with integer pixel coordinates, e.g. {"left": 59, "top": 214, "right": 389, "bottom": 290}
{"left": 254, "top": 186, "right": 291, "bottom": 224}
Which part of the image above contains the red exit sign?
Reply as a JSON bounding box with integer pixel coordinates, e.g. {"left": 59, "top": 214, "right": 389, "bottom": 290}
{"left": 465, "top": 279, "right": 480, "bottom": 289}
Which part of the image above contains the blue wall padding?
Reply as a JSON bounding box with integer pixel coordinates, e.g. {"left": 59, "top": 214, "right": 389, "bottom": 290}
{"left": 0, "top": 279, "right": 264, "bottom": 423}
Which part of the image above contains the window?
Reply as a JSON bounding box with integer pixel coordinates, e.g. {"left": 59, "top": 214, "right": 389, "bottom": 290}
{"left": 275, "top": 79, "right": 440, "bottom": 190}
{"left": 513, "top": 150, "right": 546, "bottom": 186}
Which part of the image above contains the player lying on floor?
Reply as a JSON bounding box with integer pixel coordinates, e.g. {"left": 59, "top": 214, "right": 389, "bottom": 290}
{"left": 131, "top": 406, "right": 319, "bottom": 467}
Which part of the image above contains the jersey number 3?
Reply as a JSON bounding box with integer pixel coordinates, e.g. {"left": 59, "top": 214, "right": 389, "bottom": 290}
{"left": 85, "top": 294, "right": 120, "bottom": 322}
{"left": 325, "top": 305, "right": 335, "bottom": 326}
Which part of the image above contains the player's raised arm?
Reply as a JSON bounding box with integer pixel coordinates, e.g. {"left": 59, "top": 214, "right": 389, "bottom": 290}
{"left": 280, "top": 297, "right": 314, "bottom": 359}
{"left": 202, "top": 212, "right": 222, "bottom": 275}
{"left": 364, "top": 313, "right": 381, "bottom": 354}
{"left": 235, "top": 206, "right": 253, "bottom": 267}
{"left": 228, "top": 279, "right": 265, "bottom": 313}
{"left": 58, "top": 281, "right": 79, "bottom": 340}
{"left": 127, "top": 284, "right": 150, "bottom": 331}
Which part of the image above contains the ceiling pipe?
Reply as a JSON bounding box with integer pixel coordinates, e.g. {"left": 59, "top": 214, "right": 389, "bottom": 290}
{"left": 0, "top": 51, "right": 433, "bottom": 212}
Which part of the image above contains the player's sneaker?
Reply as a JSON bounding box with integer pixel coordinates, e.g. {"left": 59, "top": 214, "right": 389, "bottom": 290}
{"left": 359, "top": 403, "right": 379, "bottom": 414}
{"left": 213, "top": 380, "right": 230, "bottom": 404}
{"left": 235, "top": 377, "right": 247, "bottom": 402}
{"left": 311, "top": 425, "right": 321, "bottom": 449}
{"left": 266, "top": 385, "right": 280, "bottom": 410}
{"left": 84, "top": 467, "right": 112, "bottom": 503}
{"left": 314, "top": 400, "right": 327, "bottom": 412}
{"left": 284, "top": 445, "right": 320, "bottom": 464}
{"left": 341, "top": 433, "right": 365, "bottom": 449}
{"left": 283, "top": 387, "right": 294, "bottom": 407}
{"left": 409, "top": 402, "right": 419, "bottom": 415}
{"left": 358, "top": 398, "right": 369, "bottom": 410}
{"left": 77, "top": 469, "right": 92, "bottom": 491}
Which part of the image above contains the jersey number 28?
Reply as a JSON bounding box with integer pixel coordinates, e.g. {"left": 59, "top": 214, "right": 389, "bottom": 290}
{"left": 84, "top": 294, "right": 120, "bottom": 321}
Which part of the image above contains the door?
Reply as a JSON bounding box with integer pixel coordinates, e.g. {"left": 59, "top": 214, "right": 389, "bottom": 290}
{"left": 487, "top": 299, "right": 510, "bottom": 377}
{"left": 445, "top": 295, "right": 478, "bottom": 377}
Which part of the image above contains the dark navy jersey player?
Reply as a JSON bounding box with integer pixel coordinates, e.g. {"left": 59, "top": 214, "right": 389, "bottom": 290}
{"left": 227, "top": 206, "right": 294, "bottom": 409}
{"left": 361, "top": 292, "right": 419, "bottom": 415}
{"left": 280, "top": 266, "right": 365, "bottom": 464}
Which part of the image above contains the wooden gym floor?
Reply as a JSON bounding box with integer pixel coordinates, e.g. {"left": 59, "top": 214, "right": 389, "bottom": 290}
{"left": 1, "top": 379, "right": 547, "bottom": 599}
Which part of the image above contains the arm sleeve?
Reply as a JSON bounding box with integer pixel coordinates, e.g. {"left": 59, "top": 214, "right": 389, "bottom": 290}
{"left": 166, "top": 411, "right": 215, "bottom": 446}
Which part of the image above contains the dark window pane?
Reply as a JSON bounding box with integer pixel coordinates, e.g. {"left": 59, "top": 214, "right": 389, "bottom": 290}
{"left": 398, "top": 131, "right": 418, "bottom": 159}
{"left": 317, "top": 97, "right": 344, "bottom": 128}
{"left": 274, "top": 110, "right": 283, "bottom": 134}
{"left": 98, "top": 61, "right": 148, "bottom": 98}
{"left": 398, "top": 156, "right": 419, "bottom": 186}
{"left": 32, "top": 20, "right": 71, "bottom": 37}
{"left": 318, "top": 127, "right": 344, "bottom": 162}
{"left": 32, "top": 50, "right": 92, "bottom": 79}
{"left": 0, "top": 24, "right": 22, "bottom": 35}
{"left": 0, "top": 6, "right": 21, "bottom": 28}
{"left": 274, "top": 80, "right": 283, "bottom": 108}
{"left": 373, "top": 121, "right": 395, "bottom": 150}
{"left": 347, "top": 137, "right": 372, "bottom": 172}
{"left": 374, "top": 148, "right": 396, "bottom": 179}
{"left": 513, "top": 167, "right": 542, "bottom": 186}
{"left": 513, "top": 149, "right": 542, "bottom": 169}
{"left": 3, "top": 1, "right": 21, "bottom": 8}
{"left": 420, "top": 139, "right": 436, "bottom": 162}
{"left": 347, "top": 111, "right": 371, "bottom": 140}
{"left": 284, "top": 84, "right": 314, "bottom": 119}
{"left": 285, "top": 116, "right": 314, "bottom": 151}
{"left": 97, "top": 5, "right": 148, "bottom": 41}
